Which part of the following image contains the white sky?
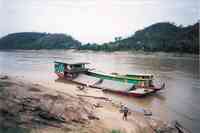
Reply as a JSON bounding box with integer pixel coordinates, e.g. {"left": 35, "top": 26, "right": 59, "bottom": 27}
{"left": 0, "top": 0, "right": 199, "bottom": 43}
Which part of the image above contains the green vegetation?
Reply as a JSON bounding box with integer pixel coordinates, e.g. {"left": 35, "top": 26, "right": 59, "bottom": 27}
{"left": 110, "top": 129, "right": 124, "bottom": 133}
{"left": 0, "top": 22, "right": 199, "bottom": 54}
{"left": 79, "top": 22, "right": 199, "bottom": 54}
{"left": 0, "top": 81, "right": 12, "bottom": 92}
{"left": 0, "top": 126, "right": 31, "bottom": 133}
{"left": 0, "top": 32, "right": 81, "bottom": 49}
{"left": 0, "top": 81, "right": 12, "bottom": 87}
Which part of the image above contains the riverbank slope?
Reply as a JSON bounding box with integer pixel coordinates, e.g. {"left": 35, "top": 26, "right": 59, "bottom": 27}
{"left": 0, "top": 75, "right": 181, "bottom": 133}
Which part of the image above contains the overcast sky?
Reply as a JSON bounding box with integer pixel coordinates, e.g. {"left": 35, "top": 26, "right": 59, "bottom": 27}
{"left": 0, "top": 0, "right": 199, "bottom": 43}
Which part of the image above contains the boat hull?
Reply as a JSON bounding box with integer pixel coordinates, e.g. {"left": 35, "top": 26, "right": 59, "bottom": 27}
{"left": 55, "top": 72, "right": 65, "bottom": 79}
{"left": 87, "top": 71, "right": 165, "bottom": 91}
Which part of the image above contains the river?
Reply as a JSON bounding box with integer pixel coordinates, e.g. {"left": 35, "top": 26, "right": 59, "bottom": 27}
{"left": 0, "top": 50, "right": 199, "bottom": 133}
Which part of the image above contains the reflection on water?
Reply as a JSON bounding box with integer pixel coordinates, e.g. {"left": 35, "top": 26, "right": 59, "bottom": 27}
{"left": 0, "top": 50, "right": 199, "bottom": 132}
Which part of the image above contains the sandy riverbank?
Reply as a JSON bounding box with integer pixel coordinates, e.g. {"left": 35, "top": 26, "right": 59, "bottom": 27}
{"left": 0, "top": 75, "right": 182, "bottom": 133}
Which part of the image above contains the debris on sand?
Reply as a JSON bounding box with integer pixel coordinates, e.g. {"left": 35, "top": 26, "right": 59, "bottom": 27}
{"left": 77, "top": 94, "right": 111, "bottom": 101}
{"left": 0, "top": 76, "right": 96, "bottom": 130}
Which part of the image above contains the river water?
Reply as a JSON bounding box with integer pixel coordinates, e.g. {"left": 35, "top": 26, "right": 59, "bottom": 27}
{"left": 0, "top": 50, "right": 199, "bottom": 132}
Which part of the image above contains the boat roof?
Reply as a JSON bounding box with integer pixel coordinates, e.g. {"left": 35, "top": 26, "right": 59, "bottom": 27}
{"left": 90, "top": 70, "right": 153, "bottom": 81}
{"left": 92, "top": 70, "right": 153, "bottom": 77}
{"left": 116, "top": 75, "right": 153, "bottom": 81}
{"left": 126, "top": 73, "right": 153, "bottom": 76}
{"left": 54, "top": 61, "right": 90, "bottom": 65}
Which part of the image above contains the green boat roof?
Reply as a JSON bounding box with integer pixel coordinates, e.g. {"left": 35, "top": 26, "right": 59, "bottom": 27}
{"left": 115, "top": 75, "right": 153, "bottom": 81}
{"left": 90, "top": 70, "right": 152, "bottom": 81}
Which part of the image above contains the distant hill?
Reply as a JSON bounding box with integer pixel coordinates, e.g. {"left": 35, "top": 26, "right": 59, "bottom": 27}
{"left": 0, "top": 32, "right": 81, "bottom": 49}
{"left": 0, "top": 22, "right": 199, "bottom": 54}
{"left": 79, "top": 22, "right": 199, "bottom": 54}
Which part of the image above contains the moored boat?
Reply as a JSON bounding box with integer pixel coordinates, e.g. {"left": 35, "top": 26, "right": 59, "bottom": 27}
{"left": 87, "top": 70, "right": 165, "bottom": 91}
{"left": 54, "top": 61, "right": 165, "bottom": 97}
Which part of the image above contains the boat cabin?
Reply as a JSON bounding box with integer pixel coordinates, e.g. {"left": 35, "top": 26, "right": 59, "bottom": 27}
{"left": 54, "top": 61, "right": 89, "bottom": 79}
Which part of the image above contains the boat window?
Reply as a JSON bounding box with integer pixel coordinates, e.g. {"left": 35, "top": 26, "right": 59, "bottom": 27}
{"left": 149, "top": 80, "right": 153, "bottom": 87}
{"left": 144, "top": 81, "right": 148, "bottom": 87}
{"left": 129, "top": 86, "right": 136, "bottom": 91}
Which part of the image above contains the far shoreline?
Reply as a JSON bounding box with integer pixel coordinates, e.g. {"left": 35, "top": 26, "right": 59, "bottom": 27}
{"left": 0, "top": 49, "right": 199, "bottom": 56}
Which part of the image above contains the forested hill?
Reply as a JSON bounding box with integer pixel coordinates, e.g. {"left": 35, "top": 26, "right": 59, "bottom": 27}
{"left": 0, "top": 22, "right": 199, "bottom": 54}
{"left": 0, "top": 32, "right": 81, "bottom": 49}
{"left": 79, "top": 22, "right": 199, "bottom": 54}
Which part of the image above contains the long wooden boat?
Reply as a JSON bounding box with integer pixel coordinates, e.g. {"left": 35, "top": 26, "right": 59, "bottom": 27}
{"left": 54, "top": 61, "right": 165, "bottom": 97}
{"left": 87, "top": 70, "right": 165, "bottom": 91}
{"left": 91, "top": 79, "right": 157, "bottom": 97}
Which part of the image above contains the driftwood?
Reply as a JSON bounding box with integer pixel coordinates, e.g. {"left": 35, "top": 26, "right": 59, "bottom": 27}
{"left": 93, "top": 103, "right": 103, "bottom": 108}
{"left": 154, "top": 120, "right": 192, "bottom": 133}
{"left": 173, "top": 121, "right": 192, "bottom": 133}
{"left": 77, "top": 85, "right": 85, "bottom": 90}
{"left": 77, "top": 94, "right": 111, "bottom": 101}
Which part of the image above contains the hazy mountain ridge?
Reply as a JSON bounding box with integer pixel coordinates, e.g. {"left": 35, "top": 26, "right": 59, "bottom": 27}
{"left": 0, "top": 22, "right": 199, "bottom": 54}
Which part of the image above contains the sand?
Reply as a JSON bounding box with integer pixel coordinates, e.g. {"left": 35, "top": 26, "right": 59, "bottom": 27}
{"left": 0, "top": 75, "right": 179, "bottom": 133}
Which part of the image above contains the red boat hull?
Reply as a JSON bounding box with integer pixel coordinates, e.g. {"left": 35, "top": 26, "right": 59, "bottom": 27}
{"left": 135, "top": 83, "right": 165, "bottom": 92}
{"left": 55, "top": 72, "right": 65, "bottom": 79}
{"left": 102, "top": 89, "right": 150, "bottom": 97}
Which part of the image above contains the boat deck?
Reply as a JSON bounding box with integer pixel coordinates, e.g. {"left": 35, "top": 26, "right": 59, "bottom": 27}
{"left": 72, "top": 74, "right": 100, "bottom": 86}
{"left": 72, "top": 74, "right": 134, "bottom": 92}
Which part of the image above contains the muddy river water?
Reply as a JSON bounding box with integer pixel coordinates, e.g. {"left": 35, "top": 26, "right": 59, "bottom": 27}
{"left": 0, "top": 50, "right": 199, "bottom": 132}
